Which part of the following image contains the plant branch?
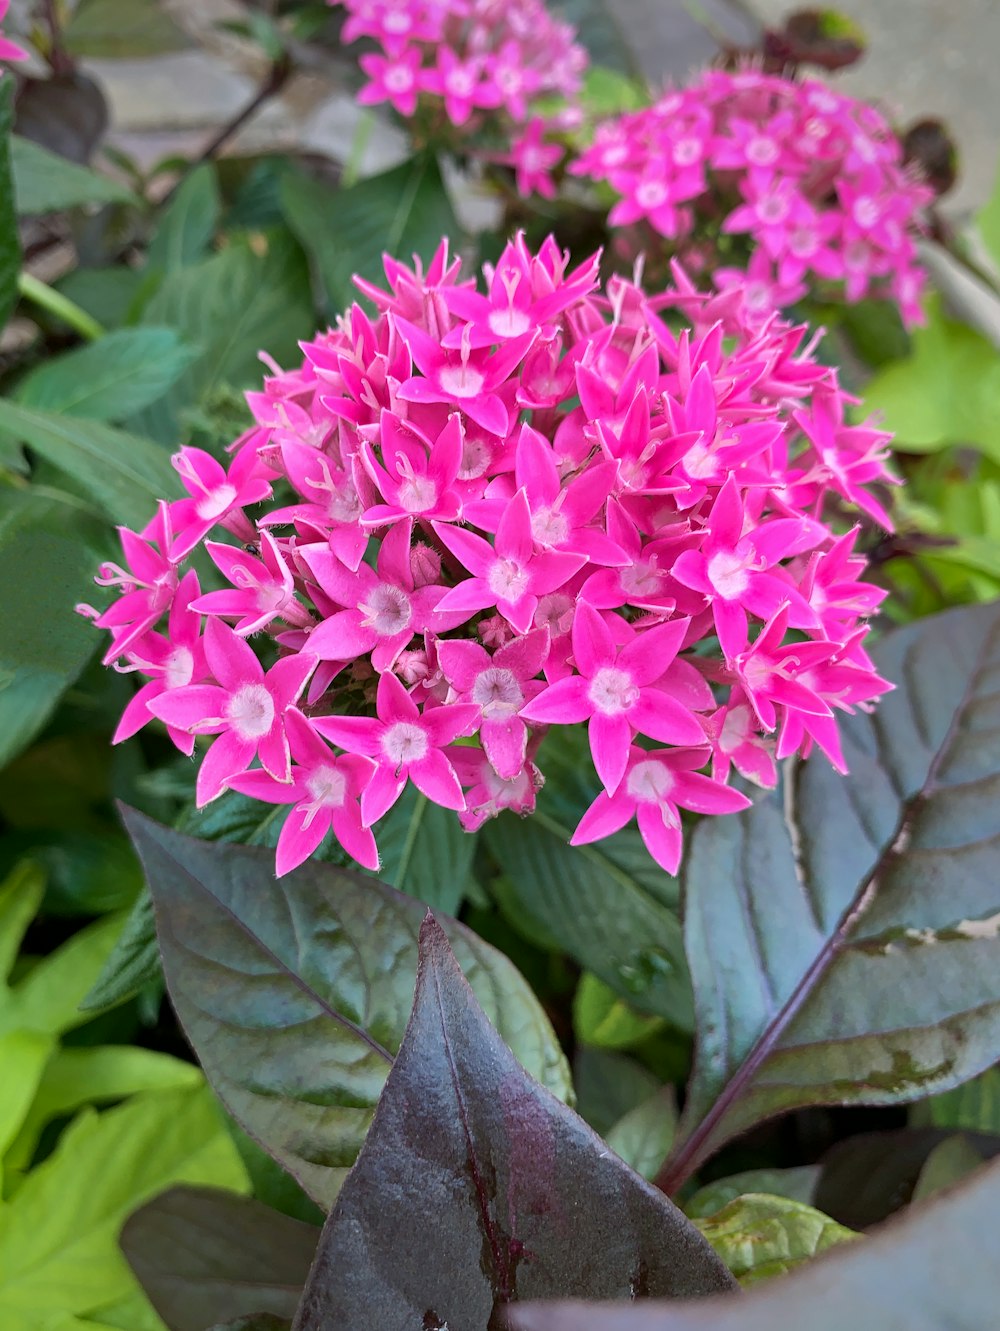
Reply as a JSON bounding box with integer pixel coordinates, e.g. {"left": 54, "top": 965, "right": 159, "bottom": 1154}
{"left": 160, "top": 56, "right": 292, "bottom": 206}
{"left": 17, "top": 271, "right": 105, "bottom": 340}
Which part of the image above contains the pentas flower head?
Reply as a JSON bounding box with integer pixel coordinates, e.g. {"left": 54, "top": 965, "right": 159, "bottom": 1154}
{"left": 84, "top": 234, "right": 895, "bottom": 879}
{"left": 330, "top": 0, "right": 586, "bottom": 195}
{"left": 570, "top": 67, "right": 933, "bottom": 325}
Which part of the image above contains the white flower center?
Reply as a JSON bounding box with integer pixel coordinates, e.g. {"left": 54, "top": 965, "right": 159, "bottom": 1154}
{"left": 588, "top": 666, "right": 638, "bottom": 715}
{"left": 626, "top": 758, "right": 676, "bottom": 805}
{"left": 636, "top": 179, "right": 668, "bottom": 209}
{"left": 397, "top": 470, "right": 438, "bottom": 514}
{"left": 438, "top": 364, "right": 486, "bottom": 399}
{"left": 385, "top": 66, "right": 415, "bottom": 93}
{"left": 488, "top": 557, "right": 530, "bottom": 602}
{"left": 708, "top": 550, "right": 751, "bottom": 600}
{"left": 747, "top": 135, "right": 779, "bottom": 165}
{"left": 359, "top": 583, "right": 413, "bottom": 637}
{"left": 226, "top": 683, "right": 274, "bottom": 740}
{"left": 682, "top": 440, "right": 719, "bottom": 480}
{"left": 472, "top": 666, "right": 523, "bottom": 718}
{"left": 530, "top": 505, "right": 569, "bottom": 547}
{"left": 305, "top": 763, "right": 347, "bottom": 809}
{"left": 853, "top": 196, "right": 880, "bottom": 228}
{"left": 381, "top": 721, "right": 428, "bottom": 768}
{"left": 164, "top": 646, "right": 194, "bottom": 691}
{"left": 488, "top": 306, "right": 532, "bottom": 337}
{"left": 195, "top": 483, "right": 238, "bottom": 522}
{"left": 534, "top": 592, "right": 574, "bottom": 636}
{"left": 673, "top": 137, "right": 702, "bottom": 166}
{"left": 458, "top": 434, "right": 492, "bottom": 480}
{"left": 620, "top": 561, "right": 663, "bottom": 597}
{"left": 446, "top": 69, "right": 475, "bottom": 96}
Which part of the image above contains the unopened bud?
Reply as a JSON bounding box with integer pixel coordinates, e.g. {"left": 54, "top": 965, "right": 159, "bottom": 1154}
{"left": 410, "top": 542, "right": 442, "bottom": 587}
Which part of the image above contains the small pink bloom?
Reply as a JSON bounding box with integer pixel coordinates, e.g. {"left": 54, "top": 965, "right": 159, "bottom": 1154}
{"left": 0, "top": 0, "right": 28, "bottom": 64}
{"left": 112, "top": 570, "right": 207, "bottom": 757}
{"left": 193, "top": 532, "right": 312, "bottom": 636}
{"left": 149, "top": 618, "right": 316, "bottom": 806}
{"left": 433, "top": 488, "right": 585, "bottom": 634}
{"left": 227, "top": 709, "right": 378, "bottom": 875}
{"left": 449, "top": 746, "right": 543, "bottom": 831}
{"left": 571, "top": 745, "right": 751, "bottom": 874}
{"left": 312, "top": 670, "right": 479, "bottom": 826}
{"left": 437, "top": 627, "right": 548, "bottom": 778}
{"left": 521, "top": 601, "right": 706, "bottom": 793}
{"left": 357, "top": 45, "right": 424, "bottom": 117}
{"left": 168, "top": 446, "right": 271, "bottom": 560}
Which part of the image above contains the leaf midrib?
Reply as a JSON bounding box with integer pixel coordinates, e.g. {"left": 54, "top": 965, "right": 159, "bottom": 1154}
{"left": 657, "top": 616, "right": 1000, "bottom": 1194}
{"left": 134, "top": 815, "right": 394, "bottom": 1064}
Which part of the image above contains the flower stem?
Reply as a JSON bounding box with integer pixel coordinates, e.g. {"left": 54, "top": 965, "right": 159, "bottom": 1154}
{"left": 16, "top": 272, "right": 106, "bottom": 341}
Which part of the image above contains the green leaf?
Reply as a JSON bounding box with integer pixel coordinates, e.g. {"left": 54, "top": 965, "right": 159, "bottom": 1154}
{"left": 0, "top": 402, "right": 179, "bottom": 527}
{"left": 510, "top": 1163, "right": 1000, "bottom": 1331}
{"left": 280, "top": 156, "right": 460, "bottom": 316}
{"left": 606, "top": 1088, "right": 677, "bottom": 1182}
{"left": 685, "top": 1168, "right": 821, "bottom": 1220}
{"left": 0, "top": 1030, "right": 54, "bottom": 1161}
{"left": 976, "top": 157, "right": 1000, "bottom": 275}
{"left": 0, "top": 491, "right": 103, "bottom": 767}
{"left": 0, "top": 82, "right": 20, "bottom": 329}
{"left": 372, "top": 786, "right": 476, "bottom": 913}
{"left": 11, "top": 136, "right": 137, "bottom": 215}
{"left": 62, "top": 0, "right": 192, "bottom": 57}
{"left": 693, "top": 1195, "right": 859, "bottom": 1286}
{"left": 919, "top": 1066, "right": 1000, "bottom": 1132}
{"left": 574, "top": 972, "right": 667, "bottom": 1050}
{"left": 862, "top": 294, "right": 1000, "bottom": 457}
{"left": 579, "top": 65, "right": 648, "bottom": 116}
{"left": 483, "top": 778, "right": 692, "bottom": 1027}
{"left": 0, "top": 864, "right": 45, "bottom": 982}
{"left": 55, "top": 267, "right": 148, "bottom": 330}
{"left": 1, "top": 914, "right": 123, "bottom": 1039}
{"left": 658, "top": 600, "right": 1000, "bottom": 1193}
{"left": 147, "top": 166, "right": 221, "bottom": 273}
{"left": 911, "top": 1134, "right": 989, "bottom": 1203}
{"left": 123, "top": 809, "right": 573, "bottom": 1210}
{"left": 133, "top": 233, "right": 313, "bottom": 442}
{"left": 0, "top": 1086, "right": 248, "bottom": 1320}
{"left": 15, "top": 329, "right": 198, "bottom": 421}
{"left": 80, "top": 890, "right": 159, "bottom": 1013}
{"left": 573, "top": 1047, "right": 660, "bottom": 1137}
{"left": 4, "top": 1046, "right": 202, "bottom": 1175}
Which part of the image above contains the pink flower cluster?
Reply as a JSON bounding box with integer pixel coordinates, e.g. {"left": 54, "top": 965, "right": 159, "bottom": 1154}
{"left": 331, "top": 0, "right": 585, "bottom": 195}
{"left": 0, "top": 0, "right": 28, "bottom": 68}
{"left": 571, "top": 68, "right": 932, "bottom": 326}
{"left": 82, "top": 235, "right": 894, "bottom": 880}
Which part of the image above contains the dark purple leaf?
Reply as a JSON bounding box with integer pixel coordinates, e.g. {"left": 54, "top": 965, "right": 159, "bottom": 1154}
{"left": 14, "top": 73, "right": 108, "bottom": 164}
{"left": 656, "top": 601, "right": 1000, "bottom": 1193}
{"left": 292, "top": 918, "right": 734, "bottom": 1330}
{"left": 506, "top": 1157, "right": 1000, "bottom": 1330}
{"left": 120, "top": 810, "right": 572, "bottom": 1211}
{"left": 815, "top": 1128, "right": 1000, "bottom": 1229}
{"left": 120, "top": 1185, "right": 317, "bottom": 1331}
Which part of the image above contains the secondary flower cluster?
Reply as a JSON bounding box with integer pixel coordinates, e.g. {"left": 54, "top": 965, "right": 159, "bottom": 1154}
{"left": 330, "top": 0, "right": 586, "bottom": 195}
{"left": 0, "top": 0, "right": 28, "bottom": 68}
{"left": 82, "top": 235, "right": 894, "bottom": 879}
{"left": 571, "top": 67, "right": 932, "bottom": 325}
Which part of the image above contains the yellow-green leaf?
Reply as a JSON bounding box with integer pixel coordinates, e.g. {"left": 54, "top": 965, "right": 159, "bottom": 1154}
{"left": 694, "top": 1194, "right": 859, "bottom": 1286}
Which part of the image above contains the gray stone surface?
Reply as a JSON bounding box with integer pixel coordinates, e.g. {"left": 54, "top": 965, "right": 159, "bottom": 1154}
{"left": 731, "top": 0, "right": 1000, "bottom": 217}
